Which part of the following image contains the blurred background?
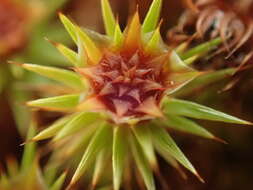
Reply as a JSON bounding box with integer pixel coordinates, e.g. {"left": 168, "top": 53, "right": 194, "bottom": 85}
{"left": 0, "top": 0, "right": 253, "bottom": 189}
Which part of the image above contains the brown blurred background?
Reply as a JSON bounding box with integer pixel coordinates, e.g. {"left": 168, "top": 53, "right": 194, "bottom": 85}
{"left": 1, "top": 0, "right": 253, "bottom": 189}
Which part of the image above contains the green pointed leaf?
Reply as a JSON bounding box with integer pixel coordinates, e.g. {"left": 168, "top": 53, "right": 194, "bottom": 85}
{"left": 49, "top": 172, "right": 67, "bottom": 190}
{"left": 162, "top": 115, "right": 219, "bottom": 140}
{"left": 92, "top": 149, "right": 108, "bottom": 187}
{"left": 167, "top": 72, "right": 200, "bottom": 94}
{"left": 113, "top": 23, "right": 123, "bottom": 47}
{"left": 129, "top": 132, "right": 155, "bottom": 190}
{"left": 54, "top": 112, "right": 99, "bottom": 141}
{"left": 44, "top": 165, "right": 58, "bottom": 187}
{"left": 52, "top": 124, "right": 96, "bottom": 160}
{"left": 145, "top": 27, "right": 162, "bottom": 53}
{"left": 184, "top": 55, "right": 198, "bottom": 65}
{"left": 83, "top": 28, "right": 111, "bottom": 47}
{"left": 32, "top": 115, "right": 75, "bottom": 141}
{"left": 165, "top": 51, "right": 200, "bottom": 94}
{"left": 59, "top": 14, "right": 102, "bottom": 64}
{"left": 70, "top": 122, "right": 112, "bottom": 186}
{"left": 23, "top": 160, "right": 48, "bottom": 190}
{"left": 101, "top": 0, "right": 116, "bottom": 37}
{"left": 169, "top": 51, "right": 194, "bottom": 72}
{"left": 22, "top": 64, "right": 84, "bottom": 90}
{"left": 150, "top": 125, "right": 203, "bottom": 182}
{"left": 153, "top": 144, "right": 187, "bottom": 179}
{"left": 76, "top": 26, "right": 102, "bottom": 64}
{"left": 173, "top": 68, "right": 236, "bottom": 97}
{"left": 27, "top": 94, "right": 82, "bottom": 111}
{"left": 163, "top": 98, "right": 251, "bottom": 125}
{"left": 175, "top": 42, "right": 188, "bottom": 54}
{"left": 59, "top": 13, "right": 78, "bottom": 44}
{"left": 21, "top": 123, "right": 36, "bottom": 172}
{"left": 113, "top": 127, "right": 127, "bottom": 190}
{"left": 53, "top": 42, "right": 80, "bottom": 67}
{"left": 142, "top": 0, "right": 162, "bottom": 33}
{"left": 76, "top": 34, "right": 87, "bottom": 67}
{"left": 180, "top": 37, "right": 222, "bottom": 60}
{"left": 133, "top": 126, "right": 157, "bottom": 168}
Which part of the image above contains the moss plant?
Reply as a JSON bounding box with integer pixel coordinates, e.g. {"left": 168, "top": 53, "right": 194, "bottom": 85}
{"left": 164, "top": 0, "right": 253, "bottom": 100}
{"left": 0, "top": 125, "right": 66, "bottom": 190}
{"left": 21, "top": 0, "right": 251, "bottom": 189}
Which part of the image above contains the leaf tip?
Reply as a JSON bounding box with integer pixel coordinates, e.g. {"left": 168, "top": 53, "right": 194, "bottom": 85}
{"left": 195, "top": 172, "right": 205, "bottom": 183}
{"left": 213, "top": 137, "right": 228, "bottom": 145}
{"left": 44, "top": 37, "right": 59, "bottom": 47}
{"left": 7, "top": 60, "right": 23, "bottom": 67}
{"left": 243, "top": 120, "right": 253, "bottom": 125}
{"left": 58, "top": 12, "right": 66, "bottom": 20}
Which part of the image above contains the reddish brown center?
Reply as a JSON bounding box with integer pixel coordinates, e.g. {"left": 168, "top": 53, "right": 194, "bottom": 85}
{"left": 82, "top": 50, "right": 169, "bottom": 118}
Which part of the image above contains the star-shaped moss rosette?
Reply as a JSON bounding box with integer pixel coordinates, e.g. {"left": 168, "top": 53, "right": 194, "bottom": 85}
{"left": 21, "top": 0, "right": 251, "bottom": 189}
{"left": 0, "top": 126, "right": 66, "bottom": 190}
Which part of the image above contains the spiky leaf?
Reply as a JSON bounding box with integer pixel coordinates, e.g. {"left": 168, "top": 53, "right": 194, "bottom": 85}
{"left": 32, "top": 115, "right": 75, "bottom": 141}
{"left": 169, "top": 51, "right": 194, "bottom": 72}
{"left": 154, "top": 147, "right": 187, "bottom": 179}
{"left": 162, "top": 115, "right": 219, "bottom": 140}
{"left": 142, "top": 0, "right": 162, "bottom": 33}
{"left": 173, "top": 68, "right": 236, "bottom": 97}
{"left": 113, "top": 126, "right": 127, "bottom": 190}
{"left": 76, "top": 26, "right": 102, "bottom": 64}
{"left": 49, "top": 172, "right": 67, "bottom": 190}
{"left": 76, "top": 34, "right": 87, "bottom": 67}
{"left": 54, "top": 112, "right": 99, "bottom": 141}
{"left": 21, "top": 124, "right": 36, "bottom": 172}
{"left": 92, "top": 149, "right": 108, "bottom": 188}
{"left": 101, "top": 0, "right": 116, "bottom": 37}
{"left": 167, "top": 72, "right": 201, "bottom": 94}
{"left": 150, "top": 125, "right": 203, "bottom": 182}
{"left": 129, "top": 132, "right": 155, "bottom": 190}
{"left": 133, "top": 125, "right": 157, "bottom": 168}
{"left": 113, "top": 22, "right": 123, "bottom": 47}
{"left": 163, "top": 98, "right": 251, "bottom": 124}
{"left": 180, "top": 38, "right": 222, "bottom": 60}
{"left": 145, "top": 27, "right": 162, "bottom": 53}
{"left": 69, "top": 122, "right": 112, "bottom": 186}
{"left": 60, "top": 14, "right": 102, "bottom": 64}
{"left": 59, "top": 13, "right": 78, "bottom": 43}
{"left": 125, "top": 12, "right": 141, "bottom": 49}
{"left": 23, "top": 64, "right": 84, "bottom": 90}
{"left": 27, "top": 94, "right": 82, "bottom": 111}
{"left": 83, "top": 28, "right": 111, "bottom": 46}
{"left": 53, "top": 42, "right": 79, "bottom": 67}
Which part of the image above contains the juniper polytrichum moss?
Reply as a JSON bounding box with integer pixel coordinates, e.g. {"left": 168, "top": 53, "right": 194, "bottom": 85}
{"left": 0, "top": 126, "right": 66, "bottom": 190}
{"left": 21, "top": 0, "right": 251, "bottom": 189}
